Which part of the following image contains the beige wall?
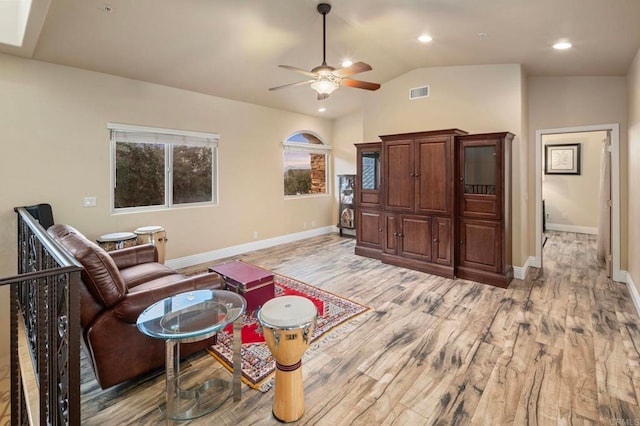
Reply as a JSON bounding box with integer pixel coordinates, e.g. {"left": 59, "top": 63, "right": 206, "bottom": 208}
{"left": 0, "top": 53, "right": 334, "bottom": 278}
{"left": 362, "top": 64, "right": 523, "bottom": 140}
{"left": 356, "top": 64, "right": 529, "bottom": 265}
{"left": 628, "top": 48, "right": 640, "bottom": 290}
{"left": 542, "top": 131, "right": 606, "bottom": 231}
{"left": 331, "top": 111, "right": 363, "bottom": 215}
{"left": 528, "top": 76, "right": 628, "bottom": 268}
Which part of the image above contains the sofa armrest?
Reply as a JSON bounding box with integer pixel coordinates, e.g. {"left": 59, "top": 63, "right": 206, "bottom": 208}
{"left": 109, "top": 244, "right": 158, "bottom": 270}
{"left": 113, "top": 273, "right": 224, "bottom": 324}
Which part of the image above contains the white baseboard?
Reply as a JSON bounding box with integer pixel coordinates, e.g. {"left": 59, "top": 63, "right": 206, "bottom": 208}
{"left": 545, "top": 223, "right": 597, "bottom": 235}
{"left": 166, "top": 226, "right": 336, "bottom": 270}
{"left": 513, "top": 256, "right": 535, "bottom": 280}
{"left": 624, "top": 271, "right": 640, "bottom": 317}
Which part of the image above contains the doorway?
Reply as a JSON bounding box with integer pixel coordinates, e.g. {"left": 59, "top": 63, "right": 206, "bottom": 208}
{"left": 534, "top": 124, "right": 621, "bottom": 281}
{"left": 541, "top": 130, "right": 611, "bottom": 274}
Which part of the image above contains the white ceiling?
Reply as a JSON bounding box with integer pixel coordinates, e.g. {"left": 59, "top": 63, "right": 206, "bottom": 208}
{"left": 3, "top": 0, "right": 640, "bottom": 119}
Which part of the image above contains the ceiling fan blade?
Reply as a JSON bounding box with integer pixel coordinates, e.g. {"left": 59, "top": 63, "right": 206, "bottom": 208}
{"left": 341, "top": 78, "right": 381, "bottom": 91}
{"left": 269, "top": 80, "right": 314, "bottom": 91}
{"left": 332, "top": 62, "right": 373, "bottom": 78}
{"left": 278, "top": 65, "right": 317, "bottom": 77}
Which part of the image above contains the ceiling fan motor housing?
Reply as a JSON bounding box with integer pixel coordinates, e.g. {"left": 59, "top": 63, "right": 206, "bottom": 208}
{"left": 317, "top": 3, "right": 331, "bottom": 15}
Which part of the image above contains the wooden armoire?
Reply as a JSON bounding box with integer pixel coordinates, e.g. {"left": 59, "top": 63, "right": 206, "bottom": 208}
{"left": 354, "top": 129, "right": 514, "bottom": 287}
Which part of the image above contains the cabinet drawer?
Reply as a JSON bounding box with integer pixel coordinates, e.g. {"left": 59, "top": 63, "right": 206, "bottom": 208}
{"left": 361, "top": 191, "right": 380, "bottom": 206}
{"left": 461, "top": 195, "right": 500, "bottom": 219}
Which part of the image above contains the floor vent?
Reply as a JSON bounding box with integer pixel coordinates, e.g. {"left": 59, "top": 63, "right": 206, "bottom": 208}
{"left": 409, "top": 85, "right": 430, "bottom": 100}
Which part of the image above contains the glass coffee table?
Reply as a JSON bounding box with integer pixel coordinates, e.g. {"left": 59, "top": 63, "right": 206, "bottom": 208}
{"left": 137, "top": 289, "right": 246, "bottom": 420}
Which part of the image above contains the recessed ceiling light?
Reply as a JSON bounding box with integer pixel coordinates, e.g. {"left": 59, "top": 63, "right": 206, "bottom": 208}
{"left": 101, "top": 4, "right": 113, "bottom": 12}
{"left": 418, "top": 34, "right": 433, "bottom": 43}
{"left": 318, "top": 107, "right": 326, "bottom": 112}
{"left": 341, "top": 59, "right": 353, "bottom": 68}
{"left": 478, "top": 32, "right": 488, "bottom": 38}
{"left": 553, "top": 41, "right": 572, "bottom": 50}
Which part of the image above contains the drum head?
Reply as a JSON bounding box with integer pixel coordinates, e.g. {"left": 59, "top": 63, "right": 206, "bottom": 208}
{"left": 135, "top": 225, "right": 164, "bottom": 234}
{"left": 258, "top": 295, "right": 317, "bottom": 328}
{"left": 97, "top": 232, "right": 136, "bottom": 242}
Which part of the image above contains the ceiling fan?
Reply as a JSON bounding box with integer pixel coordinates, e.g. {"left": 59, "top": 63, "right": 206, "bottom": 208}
{"left": 269, "top": 2, "right": 381, "bottom": 100}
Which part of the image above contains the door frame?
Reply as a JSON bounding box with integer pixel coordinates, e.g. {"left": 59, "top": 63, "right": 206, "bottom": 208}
{"left": 534, "top": 123, "right": 622, "bottom": 282}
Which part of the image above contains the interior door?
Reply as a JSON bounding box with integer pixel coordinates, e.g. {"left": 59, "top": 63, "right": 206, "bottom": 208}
{"left": 595, "top": 131, "right": 612, "bottom": 276}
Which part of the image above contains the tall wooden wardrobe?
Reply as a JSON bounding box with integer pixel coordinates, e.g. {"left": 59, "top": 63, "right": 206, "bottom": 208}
{"left": 354, "top": 129, "right": 514, "bottom": 288}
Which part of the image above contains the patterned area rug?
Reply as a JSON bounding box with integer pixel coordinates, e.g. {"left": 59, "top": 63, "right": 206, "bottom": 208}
{"left": 207, "top": 273, "right": 371, "bottom": 392}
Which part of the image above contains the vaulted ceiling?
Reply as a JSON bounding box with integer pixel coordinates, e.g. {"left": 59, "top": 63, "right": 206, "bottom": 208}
{"left": 3, "top": 0, "right": 640, "bottom": 118}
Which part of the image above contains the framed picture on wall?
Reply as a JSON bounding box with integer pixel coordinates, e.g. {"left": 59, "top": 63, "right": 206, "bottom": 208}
{"left": 544, "top": 143, "right": 581, "bottom": 175}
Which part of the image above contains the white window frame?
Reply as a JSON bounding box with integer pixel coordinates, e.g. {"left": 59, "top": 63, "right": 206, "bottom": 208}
{"left": 282, "top": 131, "right": 331, "bottom": 198}
{"left": 108, "top": 122, "right": 219, "bottom": 213}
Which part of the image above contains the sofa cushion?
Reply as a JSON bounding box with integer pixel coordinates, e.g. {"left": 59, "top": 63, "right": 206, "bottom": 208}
{"left": 114, "top": 272, "right": 223, "bottom": 323}
{"left": 48, "top": 224, "right": 127, "bottom": 308}
{"left": 119, "top": 262, "right": 177, "bottom": 289}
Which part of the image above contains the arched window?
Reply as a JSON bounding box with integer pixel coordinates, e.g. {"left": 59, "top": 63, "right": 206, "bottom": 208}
{"left": 283, "top": 132, "right": 331, "bottom": 196}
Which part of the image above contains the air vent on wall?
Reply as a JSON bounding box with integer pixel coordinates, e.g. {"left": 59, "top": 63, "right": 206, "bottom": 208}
{"left": 409, "top": 85, "right": 430, "bottom": 100}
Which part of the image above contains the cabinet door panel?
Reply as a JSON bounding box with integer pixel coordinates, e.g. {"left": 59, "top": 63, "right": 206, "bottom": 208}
{"left": 357, "top": 210, "right": 382, "bottom": 248}
{"left": 416, "top": 139, "right": 449, "bottom": 214}
{"left": 459, "top": 219, "right": 501, "bottom": 272}
{"left": 383, "top": 214, "right": 398, "bottom": 254}
{"left": 384, "top": 141, "right": 413, "bottom": 211}
{"left": 400, "top": 216, "right": 432, "bottom": 261}
{"left": 432, "top": 217, "right": 451, "bottom": 265}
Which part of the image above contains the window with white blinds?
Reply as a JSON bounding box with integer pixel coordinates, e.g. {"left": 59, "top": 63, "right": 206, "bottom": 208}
{"left": 108, "top": 123, "right": 219, "bottom": 212}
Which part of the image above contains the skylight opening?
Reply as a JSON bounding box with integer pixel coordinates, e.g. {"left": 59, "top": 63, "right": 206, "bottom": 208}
{"left": 0, "top": 0, "right": 33, "bottom": 47}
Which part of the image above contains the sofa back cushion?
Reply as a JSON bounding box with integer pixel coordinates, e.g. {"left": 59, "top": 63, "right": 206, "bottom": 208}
{"left": 48, "top": 224, "right": 127, "bottom": 308}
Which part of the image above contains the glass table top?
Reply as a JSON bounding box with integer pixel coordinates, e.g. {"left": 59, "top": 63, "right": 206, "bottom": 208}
{"left": 137, "top": 290, "right": 246, "bottom": 341}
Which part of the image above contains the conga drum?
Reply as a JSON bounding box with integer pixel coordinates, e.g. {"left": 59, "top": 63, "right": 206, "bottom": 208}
{"left": 96, "top": 232, "right": 137, "bottom": 251}
{"left": 257, "top": 296, "right": 317, "bottom": 422}
{"left": 134, "top": 226, "right": 167, "bottom": 263}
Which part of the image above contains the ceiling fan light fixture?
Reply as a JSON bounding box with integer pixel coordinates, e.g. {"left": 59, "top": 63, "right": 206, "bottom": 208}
{"left": 311, "top": 79, "right": 339, "bottom": 95}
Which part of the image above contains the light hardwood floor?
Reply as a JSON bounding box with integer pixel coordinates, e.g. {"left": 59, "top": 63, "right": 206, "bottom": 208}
{"left": 80, "top": 231, "right": 640, "bottom": 425}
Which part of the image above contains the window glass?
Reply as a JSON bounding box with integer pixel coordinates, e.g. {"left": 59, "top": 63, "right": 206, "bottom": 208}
{"left": 173, "top": 145, "right": 213, "bottom": 204}
{"left": 361, "top": 152, "right": 380, "bottom": 190}
{"left": 464, "top": 145, "right": 496, "bottom": 194}
{"left": 283, "top": 132, "right": 330, "bottom": 196}
{"left": 110, "top": 124, "right": 218, "bottom": 211}
{"left": 114, "top": 142, "right": 165, "bottom": 208}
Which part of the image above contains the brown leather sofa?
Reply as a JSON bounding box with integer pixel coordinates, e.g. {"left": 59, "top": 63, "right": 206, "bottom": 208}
{"left": 48, "top": 224, "right": 223, "bottom": 389}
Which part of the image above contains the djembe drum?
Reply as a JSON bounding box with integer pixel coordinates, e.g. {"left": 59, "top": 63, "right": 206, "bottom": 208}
{"left": 96, "top": 232, "right": 137, "bottom": 251}
{"left": 134, "top": 225, "right": 167, "bottom": 263}
{"left": 257, "top": 295, "right": 317, "bottom": 422}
